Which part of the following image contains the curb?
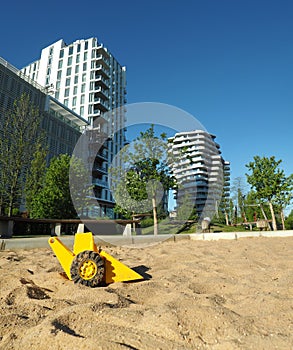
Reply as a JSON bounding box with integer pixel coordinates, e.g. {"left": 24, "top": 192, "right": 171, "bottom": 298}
{"left": 1, "top": 231, "right": 293, "bottom": 250}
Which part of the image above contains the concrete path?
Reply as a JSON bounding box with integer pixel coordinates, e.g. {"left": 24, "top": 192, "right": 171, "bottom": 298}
{"left": 1, "top": 230, "right": 293, "bottom": 250}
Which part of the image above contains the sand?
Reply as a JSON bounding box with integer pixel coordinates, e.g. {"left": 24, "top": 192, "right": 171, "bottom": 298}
{"left": 0, "top": 236, "right": 292, "bottom": 350}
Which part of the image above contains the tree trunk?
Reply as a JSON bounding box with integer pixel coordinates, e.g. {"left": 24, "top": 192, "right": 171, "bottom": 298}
{"left": 280, "top": 209, "right": 286, "bottom": 230}
{"left": 152, "top": 197, "right": 158, "bottom": 235}
{"left": 241, "top": 206, "right": 247, "bottom": 223}
{"left": 8, "top": 182, "right": 17, "bottom": 217}
{"left": 259, "top": 203, "right": 272, "bottom": 230}
{"left": 8, "top": 196, "right": 13, "bottom": 217}
{"left": 225, "top": 211, "right": 229, "bottom": 226}
{"left": 268, "top": 201, "right": 277, "bottom": 231}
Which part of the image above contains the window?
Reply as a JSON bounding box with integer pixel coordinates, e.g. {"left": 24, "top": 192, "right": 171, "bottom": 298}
{"left": 67, "top": 56, "right": 72, "bottom": 65}
{"left": 64, "top": 88, "right": 70, "bottom": 97}
{"left": 58, "top": 60, "right": 63, "bottom": 69}
{"left": 66, "top": 67, "right": 72, "bottom": 76}
{"left": 84, "top": 52, "right": 88, "bottom": 61}
{"left": 83, "top": 63, "right": 87, "bottom": 71}
{"left": 72, "top": 97, "right": 77, "bottom": 106}
{"left": 77, "top": 43, "right": 81, "bottom": 53}
{"left": 74, "top": 75, "right": 78, "bottom": 84}
{"left": 84, "top": 41, "right": 88, "bottom": 50}
{"left": 81, "top": 83, "right": 85, "bottom": 93}
{"left": 76, "top": 54, "right": 80, "bottom": 63}
{"left": 65, "top": 78, "right": 70, "bottom": 86}
{"left": 80, "top": 94, "right": 85, "bottom": 104}
{"left": 59, "top": 49, "right": 64, "bottom": 58}
{"left": 56, "top": 81, "right": 60, "bottom": 89}
{"left": 69, "top": 46, "right": 73, "bottom": 55}
{"left": 49, "top": 47, "right": 54, "bottom": 55}
{"left": 64, "top": 99, "right": 69, "bottom": 106}
{"left": 73, "top": 86, "right": 78, "bottom": 95}
{"left": 47, "top": 68, "right": 51, "bottom": 75}
{"left": 75, "top": 65, "right": 79, "bottom": 73}
{"left": 57, "top": 70, "right": 62, "bottom": 79}
{"left": 82, "top": 73, "right": 86, "bottom": 82}
{"left": 55, "top": 91, "right": 60, "bottom": 99}
{"left": 80, "top": 106, "right": 84, "bottom": 116}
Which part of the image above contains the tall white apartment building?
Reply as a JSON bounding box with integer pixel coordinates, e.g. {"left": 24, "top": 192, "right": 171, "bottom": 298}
{"left": 169, "top": 130, "right": 230, "bottom": 220}
{"left": 21, "top": 38, "right": 127, "bottom": 218}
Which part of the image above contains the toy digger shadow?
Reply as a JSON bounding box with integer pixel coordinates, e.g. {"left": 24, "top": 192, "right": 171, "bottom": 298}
{"left": 48, "top": 232, "right": 144, "bottom": 288}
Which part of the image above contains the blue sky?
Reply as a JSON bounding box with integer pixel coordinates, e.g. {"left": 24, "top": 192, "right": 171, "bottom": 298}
{"left": 1, "top": 0, "right": 293, "bottom": 188}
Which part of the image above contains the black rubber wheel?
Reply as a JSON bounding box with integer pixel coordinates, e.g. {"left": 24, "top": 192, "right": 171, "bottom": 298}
{"left": 70, "top": 250, "right": 105, "bottom": 287}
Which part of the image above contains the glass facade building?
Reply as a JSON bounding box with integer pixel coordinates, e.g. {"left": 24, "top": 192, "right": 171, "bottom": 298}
{"left": 21, "top": 38, "right": 127, "bottom": 218}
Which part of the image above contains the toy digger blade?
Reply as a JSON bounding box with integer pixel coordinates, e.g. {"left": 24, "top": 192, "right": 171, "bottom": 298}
{"left": 48, "top": 232, "right": 143, "bottom": 287}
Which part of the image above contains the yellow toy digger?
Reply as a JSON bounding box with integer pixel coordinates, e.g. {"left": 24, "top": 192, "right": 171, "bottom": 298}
{"left": 48, "top": 232, "right": 143, "bottom": 287}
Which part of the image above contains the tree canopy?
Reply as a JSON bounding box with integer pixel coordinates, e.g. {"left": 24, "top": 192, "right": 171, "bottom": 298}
{"left": 246, "top": 156, "right": 293, "bottom": 230}
{"left": 0, "top": 93, "right": 45, "bottom": 216}
{"left": 30, "top": 154, "right": 77, "bottom": 219}
{"left": 110, "top": 125, "right": 176, "bottom": 234}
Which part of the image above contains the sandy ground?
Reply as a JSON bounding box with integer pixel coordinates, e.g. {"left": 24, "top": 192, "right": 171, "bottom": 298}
{"left": 0, "top": 236, "right": 292, "bottom": 350}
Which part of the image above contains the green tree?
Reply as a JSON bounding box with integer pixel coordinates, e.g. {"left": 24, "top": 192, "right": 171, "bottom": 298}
{"left": 24, "top": 143, "right": 48, "bottom": 215}
{"left": 285, "top": 210, "right": 293, "bottom": 229}
{"left": 231, "top": 177, "right": 248, "bottom": 224}
{"left": 176, "top": 192, "right": 197, "bottom": 221}
{"left": 113, "top": 169, "right": 152, "bottom": 219}
{"left": 31, "top": 154, "right": 77, "bottom": 219}
{"left": 246, "top": 156, "right": 292, "bottom": 231}
{"left": 0, "top": 93, "right": 44, "bottom": 216}
{"left": 274, "top": 174, "right": 293, "bottom": 229}
{"left": 110, "top": 125, "right": 176, "bottom": 235}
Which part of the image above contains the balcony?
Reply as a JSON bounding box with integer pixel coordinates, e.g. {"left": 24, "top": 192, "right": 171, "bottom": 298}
{"left": 97, "top": 46, "right": 110, "bottom": 59}
{"left": 96, "top": 64, "right": 110, "bottom": 78}
{"left": 95, "top": 75, "right": 109, "bottom": 89}
{"left": 92, "top": 164, "right": 107, "bottom": 174}
{"left": 95, "top": 54, "right": 110, "bottom": 67}
{"left": 87, "top": 130, "right": 108, "bottom": 145}
{"left": 94, "top": 98, "right": 109, "bottom": 112}
{"left": 92, "top": 178, "right": 108, "bottom": 188}
{"left": 96, "top": 150, "right": 108, "bottom": 160}
{"left": 95, "top": 87, "right": 109, "bottom": 99}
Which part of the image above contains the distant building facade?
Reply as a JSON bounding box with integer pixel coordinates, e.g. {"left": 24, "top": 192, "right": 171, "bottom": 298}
{"left": 0, "top": 57, "right": 88, "bottom": 164}
{"left": 168, "top": 130, "right": 230, "bottom": 220}
{"left": 21, "top": 38, "right": 127, "bottom": 218}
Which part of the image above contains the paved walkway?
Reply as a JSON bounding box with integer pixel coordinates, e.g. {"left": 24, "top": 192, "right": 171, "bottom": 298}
{"left": 1, "top": 230, "right": 293, "bottom": 250}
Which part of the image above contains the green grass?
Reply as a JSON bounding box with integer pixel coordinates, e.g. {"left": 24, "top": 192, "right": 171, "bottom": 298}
{"left": 137, "top": 221, "right": 257, "bottom": 235}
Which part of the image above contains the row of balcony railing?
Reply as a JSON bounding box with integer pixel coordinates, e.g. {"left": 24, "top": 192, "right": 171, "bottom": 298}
{"left": 92, "top": 178, "right": 108, "bottom": 188}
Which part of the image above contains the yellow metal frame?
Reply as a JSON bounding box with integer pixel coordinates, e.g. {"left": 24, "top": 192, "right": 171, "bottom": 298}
{"left": 48, "top": 232, "right": 143, "bottom": 284}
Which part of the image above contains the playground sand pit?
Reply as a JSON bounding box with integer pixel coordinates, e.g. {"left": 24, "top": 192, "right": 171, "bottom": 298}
{"left": 0, "top": 236, "right": 292, "bottom": 349}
